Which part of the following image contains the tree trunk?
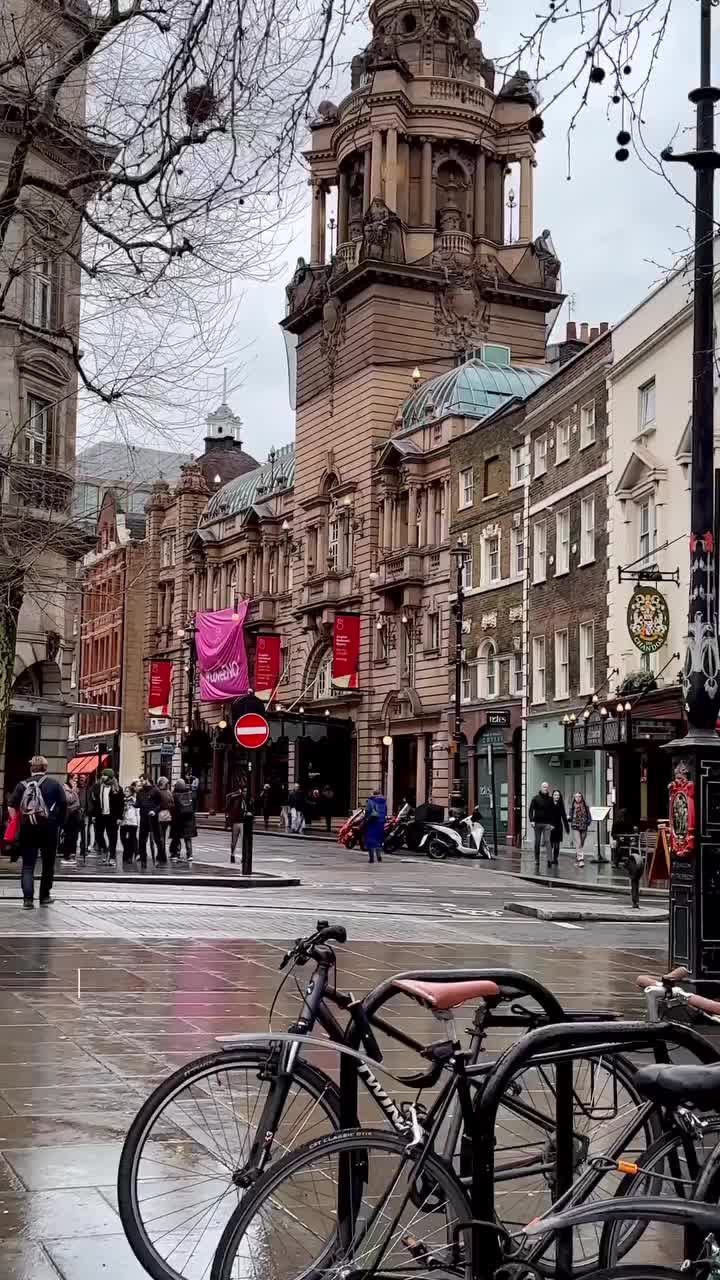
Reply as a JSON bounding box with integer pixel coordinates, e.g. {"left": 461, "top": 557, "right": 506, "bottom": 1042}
{"left": 0, "top": 583, "right": 23, "bottom": 761}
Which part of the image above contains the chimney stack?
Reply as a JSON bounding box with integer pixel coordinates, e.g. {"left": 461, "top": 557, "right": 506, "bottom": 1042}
{"left": 600, "top": 321, "right": 609, "bottom": 333}
{"left": 566, "top": 321, "right": 577, "bottom": 341}
{"left": 580, "top": 322, "right": 589, "bottom": 342}
{"left": 590, "top": 326, "right": 599, "bottom": 341}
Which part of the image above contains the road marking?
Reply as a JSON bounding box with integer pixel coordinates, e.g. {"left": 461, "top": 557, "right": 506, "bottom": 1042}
{"left": 554, "top": 921, "right": 584, "bottom": 930}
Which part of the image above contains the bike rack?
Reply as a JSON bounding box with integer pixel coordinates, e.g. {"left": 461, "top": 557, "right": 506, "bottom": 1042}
{"left": 468, "top": 1018, "right": 720, "bottom": 1280}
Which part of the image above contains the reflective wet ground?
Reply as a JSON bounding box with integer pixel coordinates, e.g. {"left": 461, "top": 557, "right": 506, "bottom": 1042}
{"left": 0, "top": 833, "right": 681, "bottom": 1278}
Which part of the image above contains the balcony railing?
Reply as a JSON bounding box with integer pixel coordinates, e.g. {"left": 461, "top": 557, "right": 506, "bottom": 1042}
{"left": 5, "top": 460, "right": 73, "bottom": 513}
{"left": 435, "top": 232, "right": 473, "bottom": 258}
{"left": 335, "top": 240, "right": 361, "bottom": 269}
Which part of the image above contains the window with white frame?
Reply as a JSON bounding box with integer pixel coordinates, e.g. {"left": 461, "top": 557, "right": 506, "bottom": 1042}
{"left": 635, "top": 378, "right": 653, "bottom": 435}
{"left": 533, "top": 520, "right": 547, "bottom": 582}
{"left": 24, "top": 395, "right": 52, "bottom": 466}
{"left": 30, "top": 253, "right": 53, "bottom": 329}
{"left": 460, "top": 661, "right": 474, "bottom": 704}
{"left": 313, "top": 648, "right": 335, "bottom": 699}
{"left": 427, "top": 611, "right": 440, "bottom": 651}
{"left": 511, "top": 444, "right": 527, "bottom": 487}
{"left": 512, "top": 524, "right": 525, "bottom": 577}
{"left": 554, "top": 628, "right": 569, "bottom": 699}
{"left": 556, "top": 508, "right": 570, "bottom": 575}
{"left": 638, "top": 496, "right": 656, "bottom": 564}
{"left": 414, "top": 493, "right": 422, "bottom": 547}
{"left": 532, "top": 635, "right": 546, "bottom": 703}
{"left": 534, "top": 434, "right": 548, "bottom": 477}
{"left": 268, "top": 548, "right": 278, "bottom": 595}
{"left": 580, "top": 401, "right": 596, "bottom": 448}
{"left": 579, "top": 621, "right": 594, "bottom": 694}
{"left": 402, "top": 618, "right": 417, "bottom": 684}
{"left": 640, "top": 649, "right": 656, "bottom": 674}
{"left": 479, "top": 639, "right": 497, "bottom": 699}
{"left": 375, "top": 620, "right": 389, "bottom": 661}
{"left": 556, "top": 418, "right": 570, "bottom": 464}
{"left": 580, "top": 495, "right": 595, "bottom": 564}
{"left": 327, "top": 517, "right": 339, "bottom": 570}
{"left": 461, "top": 549, "right": 473, "bottom": 590}
{"left": 638, "top": 379, "right": 656, "bottom": 432}
{"left": 513, "top": 650, "right": 523, "bottom": 695}
{"left": 483, "top": 533, "right": 500, "bottom": 584}
{"left": 459, "top": 467, "right": 474, "bottom": 509}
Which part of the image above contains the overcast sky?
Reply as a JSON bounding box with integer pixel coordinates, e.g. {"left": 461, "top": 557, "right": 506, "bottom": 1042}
{"left": 213, "top": 0, "right": 708, "bottom": 465}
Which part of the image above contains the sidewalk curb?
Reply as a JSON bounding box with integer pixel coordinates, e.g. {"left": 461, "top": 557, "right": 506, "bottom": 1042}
{"left": 505, "top": 869, "right": 667, "bottom": 899}
{"left": 504, "top": 900, "right": 668, "bottom": 923}
{"left": 196, "top": 822, "right": 337, "bottom": 843}
{"left": 0, "top": 869, "right": 300, "bottom": 890}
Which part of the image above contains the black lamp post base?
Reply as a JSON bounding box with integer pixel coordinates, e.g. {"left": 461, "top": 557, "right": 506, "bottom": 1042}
{"left": 665, "top": 731, "right": 720, "bottom": 993}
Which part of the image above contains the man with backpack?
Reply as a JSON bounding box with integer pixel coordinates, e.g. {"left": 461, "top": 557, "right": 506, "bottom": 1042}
{"left": 9, "top": 756, "right": 67, "bottom": 909}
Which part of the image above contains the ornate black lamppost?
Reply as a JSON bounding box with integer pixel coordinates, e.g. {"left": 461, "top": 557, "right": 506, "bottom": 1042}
{"left": 449, "top": 539, "right": 471, "bottom": 818}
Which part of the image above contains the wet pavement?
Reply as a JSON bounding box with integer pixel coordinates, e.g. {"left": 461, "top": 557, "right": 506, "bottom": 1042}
{"left": 0, "top": 830, "right": 675, "bottom": 1278}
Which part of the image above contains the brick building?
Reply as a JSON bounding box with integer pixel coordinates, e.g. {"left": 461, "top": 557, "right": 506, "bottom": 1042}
{"left": 524, "top": 327, "right": 612, "bottom": 824}
{"left": 72, "top": 491, "right": 148, "bottom": 783}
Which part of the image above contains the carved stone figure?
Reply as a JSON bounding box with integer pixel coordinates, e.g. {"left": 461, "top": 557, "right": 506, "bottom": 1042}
{"left": 313, "top": 99, "right": 339, "bottom": 125}
{"left": 351, "top": 52, "right": 367, "bottom": 89}
{"left": 359, "top": 198, "right": 405, "bottom": 263}
{"left": 286, "top": 257, "right": 327, "bottom": 312}
{"left": 435, "top": 267, "right": 491, "bottom": 348}
{"left": 498, "top": 69, "right": 538, "bottom": 107}
{"left": 532, "top": 229, "right": 562, "bottom": 290}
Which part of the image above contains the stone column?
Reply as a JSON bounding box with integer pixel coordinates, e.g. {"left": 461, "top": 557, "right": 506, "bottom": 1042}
{"left": 370, "top": 130, "right": 383, "bottom": 200}
{"left": 385, "top": 127, "right": 398, "bottom": 212}
{"left": 519, "top": 156, "right": 533, "bottom": 241}
{"left": 260, "top": 543, "right": 269, "bottom": 594}
{"left": 473, "top": 149, "right": 486, "bottom": 239}
{"left": 392, "top": 497, "right": 400, "bottom": 548}
{"left": 386, "top": 736, "right": 394, "bottom": 814}
{"left": 337, "top": 169, "right": 349, "bottom": 244}
{"left": 238, "top": 554, "right": 246, "bottom": 596}
{"left": 421, "top": 138, "right": 433, "bottom": 225}
{"left": 363, "top": 147, "right": 371, "bottom": 212}
{"left": 420, "top": 486, "right": 429, "bottom": 546}
{"left": 407, "top": 482, "right": 417, "bottom": 547}
{"left": 416, "top": 734, "right": 426, "bottom": 806}
{"left": 310, "top": 179, "right": 322, "bottom": 263}
{"left": 484, "top": 159, "right": 503, "bottom": 242}
{"left": 378, "top": 500, "right": 385, "bottom": 552}
{"left": 317, "top": 184, "right": 327, "bottom": 264}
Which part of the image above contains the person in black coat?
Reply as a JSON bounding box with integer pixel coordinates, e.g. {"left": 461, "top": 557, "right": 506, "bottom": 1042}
{"left": 9, "top": 756, "right": 67, "bottom": 908}
{"left": 136, "top": 778, "right": 160, "bottom": 869}
{"left": 88, "top": 769, "right": 125, "bottom": 865}
{"left": 549, "top": 789, "right": 570, "bottom": 867}
{"left": 170, "top": 779, "right": 195, "bottom": 864}
{"left": 528, "top": 782, "right": 555, "bottom": 865}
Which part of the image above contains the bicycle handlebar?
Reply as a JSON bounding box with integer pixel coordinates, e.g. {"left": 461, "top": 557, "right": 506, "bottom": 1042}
{"left": 279, "top": 921, "right": 348, "bottom": 969}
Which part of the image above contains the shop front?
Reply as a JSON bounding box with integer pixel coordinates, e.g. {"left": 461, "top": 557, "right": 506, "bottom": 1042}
{"left": 527, "top": 715, "right": 605, "bottom": 842}
{"left": 456, "top": 706, "right": 522, "bottom": 846}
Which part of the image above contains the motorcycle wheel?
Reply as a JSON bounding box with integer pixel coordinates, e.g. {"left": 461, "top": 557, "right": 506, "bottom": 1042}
{"left": 427, "top": 837, "right": 448, "bottom": 860}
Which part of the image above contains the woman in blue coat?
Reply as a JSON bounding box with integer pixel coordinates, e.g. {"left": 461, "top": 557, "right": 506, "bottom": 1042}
{"left": 363, "top": 789, "right": 387, "bottom": 864}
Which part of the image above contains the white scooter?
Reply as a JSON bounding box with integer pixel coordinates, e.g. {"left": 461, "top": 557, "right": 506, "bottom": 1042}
{"left": 418, "top": 807, "right": 494, "bottom": 861}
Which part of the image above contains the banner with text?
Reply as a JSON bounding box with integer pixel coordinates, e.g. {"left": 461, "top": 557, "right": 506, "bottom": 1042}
{"left": 332, "top": 613, "right": 361, "bottom": 690}
{"left": 254, "top": 634, "right": 282, "bottom": 702}
{"left": 148, "top": 660, "right": 174, "bottom": 716}
{"left": 196, "top": 604, "right": 250, "bottom": 702}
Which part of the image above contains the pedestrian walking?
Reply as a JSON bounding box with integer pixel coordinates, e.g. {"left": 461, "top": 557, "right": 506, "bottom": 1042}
{"left": 363, "top": 788, "right": 386, "bottom": 864}
{"left": 549, "top": 788, "right": 569, "bottom": 868}
{"left": 136, "top": 778, "right": 158, "bottom": 869}
{"left": 61, "top": 775, "right": 82, "bottom": 866}
{"left": 529, "top": 782, "right": 555, "bottom": 867}
{"left": 90, "top": 768, "right": 124, "bottom": 866}
{"left": 153, "top": 777, "right": 173, "bottom": 864}
{"left": 226, "top": 786, "right": 246, "bottom": 864}
{"left": 321, "top": 782, "right": 334, "bottom": 834}
{"left": 170, "top": 779, "right": 194, "bottom": 864}
{"left": 120, "top": 782, "right": 140, "bottom": 866}
{"left": 9, "top": 755, "right": 67, "bottom": 909}
{"left": 260, "top": 782, "right": 272, "bottom": 831}
{"left": 288, "top": 784, "right": 305, "bottom": 835}
{"left": 569, "top": 791, "right": 591, "bottom": 867}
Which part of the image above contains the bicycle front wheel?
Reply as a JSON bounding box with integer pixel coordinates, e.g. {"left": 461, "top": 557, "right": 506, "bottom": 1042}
{"left": 118, "top": 1046, "right": 341, "bottom": 1280}
{"left": 211, "top": 1128, "right": 473, "bottom": 1280}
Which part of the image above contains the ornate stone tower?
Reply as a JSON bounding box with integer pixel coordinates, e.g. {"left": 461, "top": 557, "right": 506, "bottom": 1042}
{"left": 282, "top": 0, "right": 563, "bottom": 803}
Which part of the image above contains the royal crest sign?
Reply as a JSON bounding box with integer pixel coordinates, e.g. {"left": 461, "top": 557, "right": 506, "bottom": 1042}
{"left": 627, "top": 587, "right": 670, "bottom": 654}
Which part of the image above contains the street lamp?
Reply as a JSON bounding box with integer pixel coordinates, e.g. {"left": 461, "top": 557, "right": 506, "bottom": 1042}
{"left": 658, "top": 0, "right": 720, "bottom": 985}
{"left": 449, "top": 539, "right": 471, "bottom": 819}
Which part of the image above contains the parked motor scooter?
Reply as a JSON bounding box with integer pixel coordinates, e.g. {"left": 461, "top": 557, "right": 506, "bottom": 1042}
{"left": 418, "top": 807, "right": 493, "bottom": 860}
{"left": 383, "top": 801, "right": 415, "bottom": 853}
{"left": 338, "top": 808, "right": 365, "bottom": 851}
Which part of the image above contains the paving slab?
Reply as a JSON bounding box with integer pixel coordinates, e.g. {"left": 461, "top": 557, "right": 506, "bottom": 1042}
{"left": 504, "top": 898, "right": 668, "bottom": 922}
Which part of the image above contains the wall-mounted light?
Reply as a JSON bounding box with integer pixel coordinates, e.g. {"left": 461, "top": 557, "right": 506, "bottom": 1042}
{"left": 218, "top": 719, "right": 227, "bottom": 730}
{"left": 600, "top": 705, "right": 608, "bottom": 717}
{"left": 592, "top": 693, "right": 599, "bottom": 705}
{"left": 213, "top": 473, "right": 222, "bottom": 486}
{"left": 583, "top": 709, "right": 591, "bottom": 720}
{"left": 325, "top": 708, "right": 330, "bottom": 717}
{"left": 298, "top": 705, "right": 304, "bottom": 714}
{"left": 616, "top": 701, "right": 624, "bottom": 715}
{"left": 411, "top": 367, "right": 421, "bottom": 387}
{"left": 376, "top": 617, "right": 384, "bottom": 630}
{"left": 569, "top": 713, "right": 577, "bottom": 723}
{"left": 401, "top": 611, "right": 408, "bottom": 624}
{"left": 382, "top": 735, "right": 392, "bottom": 746}
{"left": 282, "top": 519, "right": 290, "bottom": 531}
{"left": 624, "top": 700, "right": 632, "bottom": 713}
{"left": 343, "top": 495, "right": 352, "bottom": 507}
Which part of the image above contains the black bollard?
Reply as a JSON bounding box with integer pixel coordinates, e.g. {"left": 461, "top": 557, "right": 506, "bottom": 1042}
{"left": 241, "top": 811, "right": 254, "bottom": 876}
{"left": 628, "top": 850, "right": 642, "bottom": 910}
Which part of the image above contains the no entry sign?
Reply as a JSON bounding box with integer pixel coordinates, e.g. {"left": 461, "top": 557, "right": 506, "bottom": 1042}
{"left": 234, "top": 712, "right": 270, "bottom": 749}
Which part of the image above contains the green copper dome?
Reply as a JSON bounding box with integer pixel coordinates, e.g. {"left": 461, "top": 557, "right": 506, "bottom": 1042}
{"left": 400, "top": 359, "right": 549, "bottom": 431}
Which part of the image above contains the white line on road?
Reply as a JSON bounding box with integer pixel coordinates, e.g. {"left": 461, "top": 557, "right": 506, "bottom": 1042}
{"left": 553, "top": 921, "right": 584, "bottom": 930}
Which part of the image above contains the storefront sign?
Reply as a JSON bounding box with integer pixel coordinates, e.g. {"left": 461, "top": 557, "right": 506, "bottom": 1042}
{"left": 627, "top": 587, "right": 670, "bottom": 654}
{"left": 486, "top": 709, "right": 511, "bottom": 728}
{"left": 196, "top": 605, "right": 250, "bottom": 701}
{"left": 332, "top": 613, "right": 361, "bottom": 690}
{"left": 254, "top": 634, "right": 282, "bottom": 702}
{"left": 669, "top": 760, "right": 695, "bottom": 857}
{"left": 148, "top": 660, "right": 173, "bottom": 716}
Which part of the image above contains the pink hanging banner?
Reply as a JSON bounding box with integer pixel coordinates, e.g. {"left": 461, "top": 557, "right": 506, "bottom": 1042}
{"left": 196, "top": 605, "right": 250, "bottom": 702}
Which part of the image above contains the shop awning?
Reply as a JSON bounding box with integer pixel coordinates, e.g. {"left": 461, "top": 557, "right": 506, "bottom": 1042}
{"left": 67, "top": 753, "right": 109, "bottom": 776}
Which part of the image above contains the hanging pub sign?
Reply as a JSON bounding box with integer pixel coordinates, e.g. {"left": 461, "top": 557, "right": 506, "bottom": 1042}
{"left": 148, "top": 660, "right": 173, "bottom": 716}
{"left": 254, "top": 634, "right": 282, "bottom": 702}
{"left": 332, "top": 613, "right": 361, "bottom": 690}
{"left": 627, "top": 587, "right": 670, "bottom": 653}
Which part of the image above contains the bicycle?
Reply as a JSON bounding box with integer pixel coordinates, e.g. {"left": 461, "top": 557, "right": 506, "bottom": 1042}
{"left": 208, "top": 969, "right": 720, "bottom": 1280}
{"left": 119, "top": 921, "right": 651, "bottom": 1280}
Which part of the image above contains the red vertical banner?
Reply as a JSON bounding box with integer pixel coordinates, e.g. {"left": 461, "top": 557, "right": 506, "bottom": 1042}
{"left": 332, "top": 614, "right": 361, "bottom": 690}
{"left": 148, "top": 660, "right": 173, "bottom": 715}
{"left": 254, "top": 634, "right": 282, "bottom": 702}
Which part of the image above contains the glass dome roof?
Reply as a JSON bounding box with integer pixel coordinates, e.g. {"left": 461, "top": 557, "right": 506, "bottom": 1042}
{"left": 400, "top": 359, "right": 549, "bottom": 431}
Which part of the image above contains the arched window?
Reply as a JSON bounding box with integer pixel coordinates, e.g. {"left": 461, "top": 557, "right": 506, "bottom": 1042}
{"left": 479, "top": 640, "right": 497, "bottom": 700}
{"left": 313, "top": 648, "right": 334, "bottom": 700}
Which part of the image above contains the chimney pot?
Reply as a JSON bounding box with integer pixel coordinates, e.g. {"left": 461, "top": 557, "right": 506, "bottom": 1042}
{"left": 580, "top": 322, "right": 589, "bottom": 341}
{"left": 590, "top": 326, "right": 599, "bottom": 340}
{"left": 600, "top": 321, "right": 609, "bottom": 333}
{"left": 566, "top": 321, "right": 577, "bottom": 340}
